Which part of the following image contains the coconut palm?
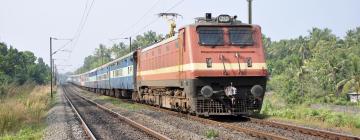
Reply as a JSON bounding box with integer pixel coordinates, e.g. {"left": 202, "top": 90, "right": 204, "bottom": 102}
{"left": 336, "top": 56, "right": 360, "bottom": 95}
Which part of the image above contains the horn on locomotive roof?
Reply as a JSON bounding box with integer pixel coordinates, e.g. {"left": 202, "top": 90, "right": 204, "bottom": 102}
{"left": 158, "top": 13, "right": 182, "bottom": 38}
{"left": 205, "top": 13, "right": 212, "bottom": 21}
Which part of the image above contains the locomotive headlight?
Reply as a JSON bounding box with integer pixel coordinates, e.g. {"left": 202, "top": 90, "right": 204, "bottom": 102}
{"left": 201, "top": 85, "right": 213, "bottom": 98}
{"left": 251, "top": 85, "right": 264, "bottom": 98}
{"left": 225, "top": 86, "right": 237, "bottom": 97}
{"left": 218, "top": 15, "right": 231, "bottom": 23}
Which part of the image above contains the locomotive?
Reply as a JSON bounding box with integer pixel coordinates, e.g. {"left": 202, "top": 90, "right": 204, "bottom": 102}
{"left": 69, "top": 13, "right": 268, "bottom": 116}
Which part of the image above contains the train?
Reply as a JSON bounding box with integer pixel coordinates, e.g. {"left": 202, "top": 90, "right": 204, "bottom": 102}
{"left": 69, "top": 13, "right": 268, "bottom": 116}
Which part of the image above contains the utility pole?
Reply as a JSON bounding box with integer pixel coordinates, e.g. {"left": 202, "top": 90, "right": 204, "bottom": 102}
{"left": 50, "top": 37, "right": 71, "bottom": 98}
{"left": 101, "top": 48, "right": 104, "bottom": 65}
{"left": 247, "top": 0, "right": 253, "bottom": 24}
{"left": 54, "top": 63, "right": 56, "bottom": 86}
{"left": 50, "top": 37, "right": 53, "bottom": 98}
{"left": 129, "top": 37, "right": 132, "bottom": 52}
{"left": 109, "top": 37, "right": 132, "bottom": 53}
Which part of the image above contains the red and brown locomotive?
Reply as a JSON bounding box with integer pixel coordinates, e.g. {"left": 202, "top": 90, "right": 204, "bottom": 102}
{"left": 135, "top": 13, "right": 268, "bottom": 116}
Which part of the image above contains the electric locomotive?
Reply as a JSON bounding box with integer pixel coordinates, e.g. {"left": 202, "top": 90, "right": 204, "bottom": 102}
{"left": 135, "top": 13, "right": 268, "bottom": 116}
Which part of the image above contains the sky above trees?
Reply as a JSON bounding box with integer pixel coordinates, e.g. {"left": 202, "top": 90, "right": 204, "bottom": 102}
{"left": 0, "top": 0, "right": 359, "bottom": 73}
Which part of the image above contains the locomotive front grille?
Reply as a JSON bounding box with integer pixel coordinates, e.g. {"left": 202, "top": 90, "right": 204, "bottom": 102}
{"left": 195, "top": 96, "right": 261, "bottom": 115}
{"left": 196, "top": 99, "right": 225, "bottom": 114}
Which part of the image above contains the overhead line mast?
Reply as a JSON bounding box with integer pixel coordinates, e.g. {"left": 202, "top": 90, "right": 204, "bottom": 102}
{"left": 247, "top": 0, "right": 253, "bottom": 24}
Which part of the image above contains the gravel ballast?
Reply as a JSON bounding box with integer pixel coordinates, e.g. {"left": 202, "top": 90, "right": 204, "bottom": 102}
{"left": 64, "top": 86, "right": 157, "bottom": 140}
{"left": 44, "top": 87, "right": 87, "bottom": 140}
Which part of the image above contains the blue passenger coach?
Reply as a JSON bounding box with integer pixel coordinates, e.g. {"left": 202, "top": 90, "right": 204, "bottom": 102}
{"left": 70, "top": 52, "right": 136, "bottom": 98}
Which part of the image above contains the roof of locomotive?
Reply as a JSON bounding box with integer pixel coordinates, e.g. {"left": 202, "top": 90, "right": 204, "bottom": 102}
{"left": 140, "top": 23, "right": 258, "bottom": 53}
{"left": 141, "top": 36, "right": 177, "bottom": 52}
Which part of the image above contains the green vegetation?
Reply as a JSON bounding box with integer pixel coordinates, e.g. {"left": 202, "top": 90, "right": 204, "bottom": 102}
{"left": 74, "top": 31, "right": 163, "bottom": 74}
{"left": 261, "top": 96, "right": 360, "bottom": 128}
{"left": 96, "top": 96, "right": 142, "bottom": 110}
{"left": 262, "top": 27, "right": 360, "bottom": 134}
{"left": 0, "top": 42, "right": 52, "bottom": 139}
{"left": 0, "top": 84, "right": 53, "bottom": 139}
{"left": 0, "top": 42, "right": 50, "bottom": 85}
{"left": 205, "top": 129, "right": 219, "bottom": 139}
{"left": 265, "top": 27, "right": 360, "bottom": 104}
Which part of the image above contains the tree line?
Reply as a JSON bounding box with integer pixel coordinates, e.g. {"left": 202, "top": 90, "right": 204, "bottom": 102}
{"left": 265, "top": 27, "right": 360, "bottom": 104}
{"left": 0, "top": 42, "right": 50, "bottom": 85}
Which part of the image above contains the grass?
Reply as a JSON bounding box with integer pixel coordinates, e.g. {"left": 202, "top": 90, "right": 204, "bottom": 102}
{"left": 260, "top": 94, "right": 360, "bottom": 135}
{"left": 0, "top": 83, "right": 52, "bottom": 139}
{"left": 96, "top": 96, "right": 142, "bottom": 111}
{"left": 1, "top": 125, "right": 44, "bottom": 140}
{"left": 205, "top": 129, "right": 219, "bottom": 139}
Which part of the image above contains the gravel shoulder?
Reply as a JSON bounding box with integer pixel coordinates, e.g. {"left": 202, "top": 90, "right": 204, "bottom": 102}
{"left": 44, "top": 87, "right": 87, "bottom": 140}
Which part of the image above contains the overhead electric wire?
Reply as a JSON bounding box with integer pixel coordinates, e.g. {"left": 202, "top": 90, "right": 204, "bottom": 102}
{"left": 130, "top": 0, "right": 185, "bottom": 37}
{"left": 54, "top": 39, "right": 73, "bottom": 53}
{"left": 115, "top": 0, "right": 162, "bottom": 39}
{"left": 67, "top": 0, "right": 95, "bottom": 60}
{"left": 71, "top": 0, "right": 95, "bottom": 47}
{"left": 55, "top": 0, "right": 90, "bottom": 58}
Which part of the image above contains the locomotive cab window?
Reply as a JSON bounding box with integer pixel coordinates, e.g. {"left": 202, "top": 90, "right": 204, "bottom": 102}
{"left": 197, "top": 27, "right": 224, "bottom": 46}
{"left": 229, "top": 27, "right": 254, "bottom": 46}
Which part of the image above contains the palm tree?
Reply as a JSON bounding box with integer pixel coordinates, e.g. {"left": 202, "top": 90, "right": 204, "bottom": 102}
{"left": 336, "top": 56, "right": 360, "bottom": 95}
{"left": 297, "top": 65, "right": 309, "bottom": 96}
{"left": 327, "top": 57, "right": 346, "bottom": 96}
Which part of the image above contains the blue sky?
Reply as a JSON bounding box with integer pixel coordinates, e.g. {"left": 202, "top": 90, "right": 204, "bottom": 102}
{"left": 0, "top": 0, "right": 359, "bottom": 73}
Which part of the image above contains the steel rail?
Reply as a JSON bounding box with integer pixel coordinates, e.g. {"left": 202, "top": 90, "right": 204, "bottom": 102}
{"left": 62, "top": 87, "right": 97, "bottom": 140}
{"left": 65, "top": 86, "right": 171, "bottom": 140}
{"left": 247, "top": 117, "right": 360, "bottom": 140}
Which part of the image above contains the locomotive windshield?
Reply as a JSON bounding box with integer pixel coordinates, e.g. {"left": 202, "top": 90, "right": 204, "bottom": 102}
{"left": 197, "top": 26, "right": 253, "bottom": 46}
{"left": 229, "top": 27, "right": 253, "bottom": 46}
{"left": 197, "top": 27, "right": 224, "bottom": 46}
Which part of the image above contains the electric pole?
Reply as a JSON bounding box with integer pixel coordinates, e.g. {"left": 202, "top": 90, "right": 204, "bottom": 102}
{"left": 50, "top": 37, "right": 53, "bottom": 98}
{"left": 129, "top": 37, "right": 132, "bottom": 52}
{"left": 247, "top": 0, "right": 253, "bottom": 24}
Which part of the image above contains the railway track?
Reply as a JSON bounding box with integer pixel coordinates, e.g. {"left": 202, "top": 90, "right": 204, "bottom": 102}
{"left": 70, "top": 85, "right": 360, "bottom": 140}
{"left": 62, "top": 85, "right": 170, "bottom": 140}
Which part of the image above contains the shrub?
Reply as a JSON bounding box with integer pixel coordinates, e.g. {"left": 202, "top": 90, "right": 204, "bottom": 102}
{"left": 205, "top": 129, "right": 219, "bottom": 139}
{"left": 355, "top": 118, "right": 360, "bottom": 128}
{"left": 0, "top": 84, "right": 50, "bottom": 138}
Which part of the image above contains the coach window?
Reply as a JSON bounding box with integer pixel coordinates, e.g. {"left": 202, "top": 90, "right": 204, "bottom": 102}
{"left": 197, "top": 27, "right": 224, "bottom": 46}
{"left": 229, "top": 27, "right": 254, "bottom": 46}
